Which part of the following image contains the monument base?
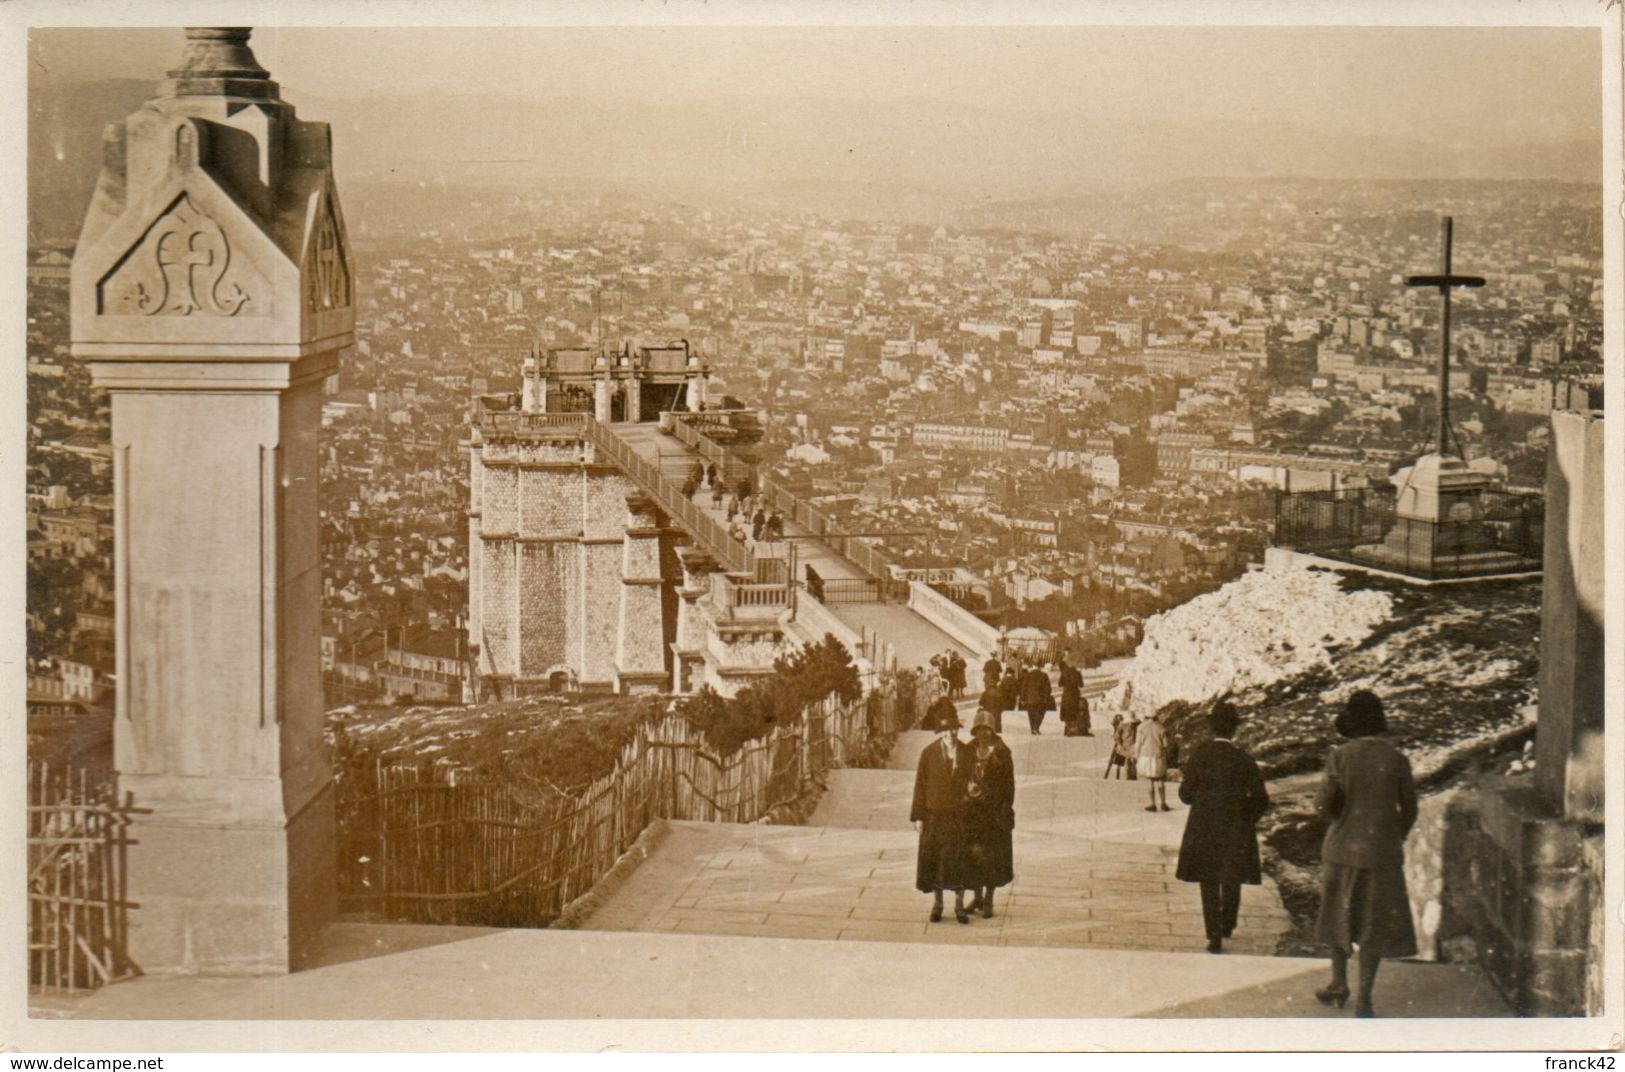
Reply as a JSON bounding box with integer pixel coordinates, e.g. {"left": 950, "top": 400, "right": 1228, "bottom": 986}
{"left": 1393, "top": 452, "right": 1492, "bottom": 523}
{"left": 121, "top": 776, "right": 334, "bottom": 975}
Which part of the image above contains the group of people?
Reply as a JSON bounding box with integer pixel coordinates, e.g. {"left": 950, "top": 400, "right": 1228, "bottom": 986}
{"left": 929, "top": 650, "right": 968, "bottom": 699}
{"left": 1104, "top": 710, "right": 1176, "bottom": 812}
{"left": 725, "top": 504, "right": 783, "bottom": 548}
{"left": 911, "top": 684, "right": 1421, "bottom": 1018}
{"left": 910, "top": 697, "right": 1016, "bottom": 923}
{"left": 684, "top": 464, "right": 784, "bottom": 549}
{"left": 975, "top": 655, "right": 1092, "bottom": 736}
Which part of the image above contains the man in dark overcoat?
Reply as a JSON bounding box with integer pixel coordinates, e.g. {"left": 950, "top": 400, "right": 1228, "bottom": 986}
{"left": 911, "top": 697, "right": 974, "bottom": 923}
{"left": 1019, "top": 663, "right": 1054, "bottom": 735}
{"left": 982, "top": 655, "right": 1003, "bottom": 692}
{"left": 1175, "top": 701, "right": 1269, "bottom": 953}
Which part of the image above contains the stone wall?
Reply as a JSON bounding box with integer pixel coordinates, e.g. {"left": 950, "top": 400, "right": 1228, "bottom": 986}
{"left": 1462, "top": 778, "right": 1597, "bottom": 1015}
{"left": 1401, "top": 788, "right": 1482, "bottom": 962}
{"left": 1402, "top": 777, "right": 1603, "bottom": 1015}
{"left": 471, "top": 436, "right": 674, "bottom": 695}
{"left": 1582, "top": 832, "right": 1605, "bottom": 1015}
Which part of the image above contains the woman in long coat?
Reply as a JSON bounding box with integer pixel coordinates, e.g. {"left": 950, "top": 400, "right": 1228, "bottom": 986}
{"left": 1176, "top": 701, "right": 1269, "bottom": 953}
{"left": 1057, "top": 659, "right": 1084, "bottom": 732}
{"left": 1314, "top": 690, "right": 1418, "bottom": 1018}
{"left": 977, "top": 683, "right": 1005, "bottom": 734}
{"left": 911, "top": 697, "right": 974, "bottom": 923}
{"left": 965, "top": 710, "right": 1016, "bottom": 918}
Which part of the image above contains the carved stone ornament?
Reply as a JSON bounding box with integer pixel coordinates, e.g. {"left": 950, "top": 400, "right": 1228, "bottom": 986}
{"left": 306, "top": 201, "right": 351, "bottom": 313}
{"left": 105, "top": 193, "right": 255, "bottom": 317}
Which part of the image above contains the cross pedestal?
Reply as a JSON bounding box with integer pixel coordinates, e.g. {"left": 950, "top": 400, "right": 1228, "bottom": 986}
{"left": 1393, "top": 452, "right": 1491, "bottom": 524}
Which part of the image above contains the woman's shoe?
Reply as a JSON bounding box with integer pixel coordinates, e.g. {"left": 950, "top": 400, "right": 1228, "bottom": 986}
{"left": 1144, "top": 805, "right": 1158, "bottom": 812}
{"left": 1354, "top": 1001, "right": 1375, "bottom": 1018}
{"left": 1206, "top": 938, "right": 1223, "bottom": 954}
{"left": 1314, "top": 985, "right": 1350, "bottom": 1008}
{"left": 980, "top": 903, "right": 994, "bottom": 919}
{"left": 1159, "top": 804, "right": 1172, "bottom": 812}
{"left": 929, "top": 905, "right": 943, "bottom": 923}
{"left": 955, "top": 908, "right": 971, "bottom": 924}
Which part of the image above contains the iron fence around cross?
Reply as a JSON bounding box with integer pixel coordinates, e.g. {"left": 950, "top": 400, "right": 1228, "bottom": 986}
{"left": 1273, "top": 485, "right": 1544, "bottom": 580}
{"left": 335, "top": 672, "right": 935, "bottom": 927}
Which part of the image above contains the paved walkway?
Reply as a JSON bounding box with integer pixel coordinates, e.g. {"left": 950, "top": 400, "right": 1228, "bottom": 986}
{"left": 612, "top": 421, "right": 975, "bottom": 671}
{"left": 56, "top": 691, "right": 1509, "bottom": 1023}
{"left": 826, "top": 602, "right": 977, "bottom": 670}
{"left": 58, "top": 921, "right": 1505, "bottom": 1022}
{"left": 612, "top": 422, "right": 865, "bottom": 583}
{"left": 583, "top": 715, "right": 1293, "bottom": 956}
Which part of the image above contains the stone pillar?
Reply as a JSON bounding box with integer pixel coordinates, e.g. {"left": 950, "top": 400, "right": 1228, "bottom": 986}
{"left": 623, "top": 375, "right": 642, "bottom": 424}
{"left": 615, "top": 495, "right": 669, "bottom": 692}
{"left": 520, "top": 355, "right": 541, "bottom": 413}
{"left": 1536, "top": 410, "right": 1605, "bottom": 821}
{"left": 593, "top": 376, "right": 613, "bottom": 423}
{"left": 70, "top": 28, "right": 352, "bottom": 974}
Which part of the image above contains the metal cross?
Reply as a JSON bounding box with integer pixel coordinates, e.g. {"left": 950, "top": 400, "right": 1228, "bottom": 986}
{"left": 1405, "top": 216, "right": 1485, "bottom": 457}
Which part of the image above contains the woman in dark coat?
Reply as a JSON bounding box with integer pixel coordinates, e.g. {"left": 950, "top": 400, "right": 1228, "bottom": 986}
{"left": 965, "top": 710, "right": 1016, "bottom": 918}
{"left": 997, "top": 660, "right": 1023, "bottom": 715}
{"left": 1020, "top": 664, "right": 1054, "bottom": 735}
{"left": 1057, "top": 658, "right": 1082, "bottom": 730}
{"left": 911, "top": 697, "right": 974, "bottom": 923}
{"left": 946, "top": 652, "right": 967, "bottom": 699}
{"left": 977, "top": 684, "right": 1005, "bottom": 734}
{"left": 1313, "top": 690, "right": 1418, "bottom": 1018}
{"left": 1176, "top": 701, "right": 1269, "bottom": 953}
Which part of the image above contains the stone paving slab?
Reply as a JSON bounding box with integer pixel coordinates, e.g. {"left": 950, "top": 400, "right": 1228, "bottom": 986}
{"left": 60, "top": 923, "right": 1510, "bottom": 1022}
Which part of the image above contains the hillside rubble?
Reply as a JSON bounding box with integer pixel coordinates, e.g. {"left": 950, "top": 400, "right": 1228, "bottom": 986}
{"left": 1105, "top": 563, "right": 1541, "bottom": 781}
{"left": 1103, "top": 566, "right": 1394, "bottom": 721}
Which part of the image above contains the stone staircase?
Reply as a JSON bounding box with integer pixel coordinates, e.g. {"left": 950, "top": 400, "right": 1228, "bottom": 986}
{"left": 582, "top": 716, "right": 1296, "bottom": 956}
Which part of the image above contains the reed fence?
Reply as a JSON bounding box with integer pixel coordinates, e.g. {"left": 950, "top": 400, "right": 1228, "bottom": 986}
{"left": 27, "top": 762, "right": 137, "bottom": 992}
{"left": 337, "top": 672, "right": 940, "bottom": 927}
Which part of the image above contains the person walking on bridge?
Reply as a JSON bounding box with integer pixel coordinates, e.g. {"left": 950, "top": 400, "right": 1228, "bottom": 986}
{"left": 912, "top": 698, "right": 974, "bottom": 924}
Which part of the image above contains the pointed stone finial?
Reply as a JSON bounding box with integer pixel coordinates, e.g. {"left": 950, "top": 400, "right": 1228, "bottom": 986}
{"left": 165, "top": 27, "right": 280, "bottom": 100}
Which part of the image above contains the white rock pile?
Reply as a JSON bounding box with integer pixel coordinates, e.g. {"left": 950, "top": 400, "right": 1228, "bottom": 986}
{"left": 1104, "top": 566, "right": 1394, "bottom": 717}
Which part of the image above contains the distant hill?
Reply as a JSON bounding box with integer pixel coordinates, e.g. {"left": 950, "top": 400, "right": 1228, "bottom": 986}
{"left": 29, "top": 78, "right": 1602, "bottom": 243}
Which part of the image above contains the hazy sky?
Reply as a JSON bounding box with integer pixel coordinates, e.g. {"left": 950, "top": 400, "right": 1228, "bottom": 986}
{"left": 30, "top": 25, "right": 1601, "bottom": 146}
